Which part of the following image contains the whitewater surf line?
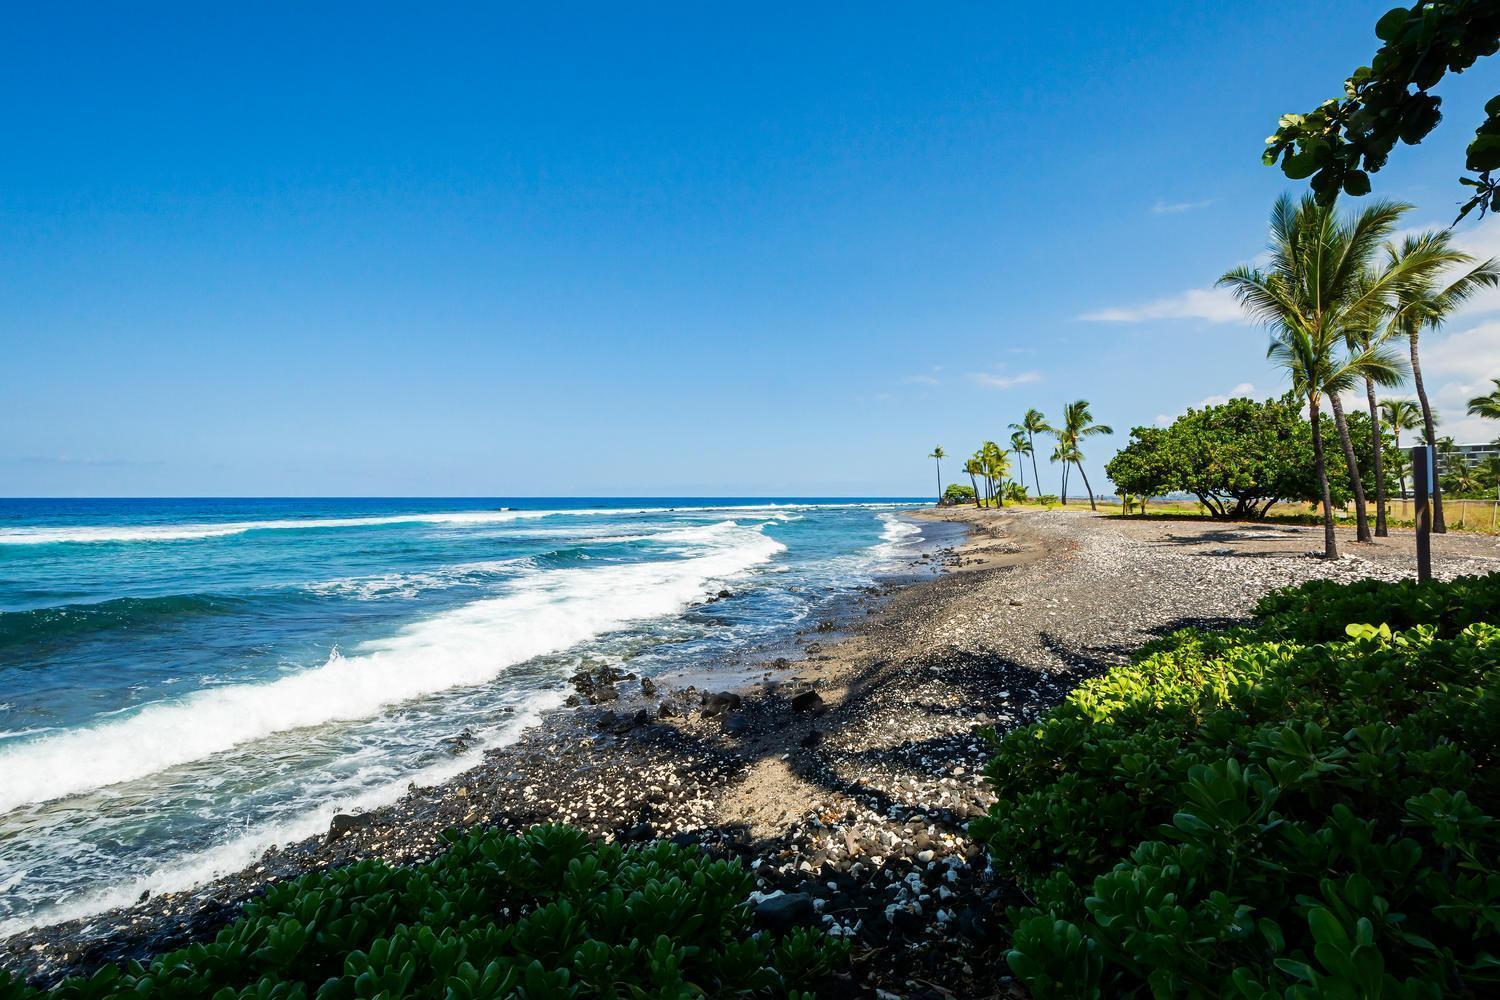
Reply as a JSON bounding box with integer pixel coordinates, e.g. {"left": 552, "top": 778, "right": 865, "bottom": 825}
{"left": 0, "top": 694, "right": 561, "bottom": 940}
{"left": 0, "top": 502, "right": 913, "bottom": 546}
{"left": 0, "top": 522, "right": 784, "bottom": 813}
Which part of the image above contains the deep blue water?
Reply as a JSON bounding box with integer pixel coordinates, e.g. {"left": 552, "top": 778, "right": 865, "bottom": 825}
{"left": 0, "top": 497, "right": 924, "bottom": 934}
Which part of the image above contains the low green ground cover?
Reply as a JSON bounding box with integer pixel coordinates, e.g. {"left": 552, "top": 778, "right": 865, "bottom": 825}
{"left": 1, "top": 826, "right": 846, "bottom": 999}
{"left": 977, "top": 573, "right": 1500, "bottom": 997}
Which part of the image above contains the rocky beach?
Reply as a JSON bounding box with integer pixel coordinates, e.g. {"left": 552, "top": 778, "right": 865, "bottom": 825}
{"left": 6, "top": 507, "right": 1499, "bottom": 997}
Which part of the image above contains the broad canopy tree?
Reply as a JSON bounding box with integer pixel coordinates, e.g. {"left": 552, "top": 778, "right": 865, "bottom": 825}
{"left": 1106, "top": 396, "right": 1381, "bottom": 519}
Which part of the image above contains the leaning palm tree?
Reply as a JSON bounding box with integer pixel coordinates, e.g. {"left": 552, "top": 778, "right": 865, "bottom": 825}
{"left": 1468, "top": 378, "right": 1500, "bottom": 422}
{"left": 963, "top": 456, "right": 983, "bottom": 509}
{"left": 1010, "top": 409, "right": 1048, "bottom": 498}
{"left": 928, "top": 446, "right": 946, "bottom": 504}
{"left": 1219, "top": 193, "right": 1419, "bottom": 558}
{"left": 1388, "top": 232, "right": 1500, "bottom": 532}
{"left": 1379, "top": 398, "right": 1425, "bottom": 497}
{"left": 1055, "top": 400, "right": 1112, "bottom": 511}
{"left": 1008, "top": 430, "right": 1031, "bottom": 495}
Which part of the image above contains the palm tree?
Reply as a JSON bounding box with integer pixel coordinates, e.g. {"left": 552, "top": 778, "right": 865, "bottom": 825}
{"left": 1379, "top": 398, "right": 1424, "bottom": 497}
{"left": 1444, "top": 462, "right": 1481, "bottom": 498}
{"left": 980, "top": 441, "right": 1004, "bottom": 506}
{"left": 963, "top": 456, "right": 983, "bottom": 509}
{"left": 1010, "top": 409, "right": 1048, "bottom": 499}
{"left": 1051, "top": 438, "right": 1078, "bottom": 502}
{"left": 1008, "top": 430, "right": 1031, "bottom": 495}
{"left": 1055, "top": 400, "right": 1112, "bottom": 511}
{"left": 1477, "top": 454, "right": 1500, "bottom": 492}
{"left": 1219, "top": 193, "right": 1418, "bottom": 558}
{"left": 928, "top": 446, "right": 945, "bottom": 504}
{"left": 1468, "top": 378, "right": 1500, "bottom": 421}
{"left": 1388, "top": 232, "right": 1500, "bottom": 532}
{"left": 985, "top": 446, "right": 1012, "bottom": 507}
{"left": 1344, "top": 304, "right": 1408, "bottom": 536}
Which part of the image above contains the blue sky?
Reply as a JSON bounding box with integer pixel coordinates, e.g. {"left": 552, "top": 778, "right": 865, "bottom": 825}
{"left": 3, "top": 2, "right": 1498, "bottom": 497}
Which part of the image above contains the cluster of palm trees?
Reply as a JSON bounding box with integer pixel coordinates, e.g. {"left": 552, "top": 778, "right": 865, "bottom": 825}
{"left": 928, "top": 400, "right": 1113, "bottom": 511}
{"left": 1219, "top": 193, "right": 1499, "bottom": 558}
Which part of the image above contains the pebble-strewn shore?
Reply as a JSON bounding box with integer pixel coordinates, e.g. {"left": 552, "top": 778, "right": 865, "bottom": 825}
{"left": 6, "top": 508, "right": 1498, "bottom": 996}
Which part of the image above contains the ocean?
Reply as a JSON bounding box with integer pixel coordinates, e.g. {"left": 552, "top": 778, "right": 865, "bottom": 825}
{"left": 0, "top": 497, "right": 928, "bottom": 936}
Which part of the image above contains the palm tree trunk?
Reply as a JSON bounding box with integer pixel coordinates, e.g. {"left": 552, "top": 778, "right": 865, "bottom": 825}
{"left": 1393, "top": 428, "right": 1408, "bottom": 499}
{"left": 1027, "top": 432, "right": 1041, "bottom": 498}
{"left": 1310, "top": 397, "right": 1339, "bottom": 559}
{"left": 1410, "top": 329, "right": 1447, "bottom": 533}
{"left": 1328, "top": 393, "right": 1371, "bottom": 542}
{"left": 1075, "top": 461, "right": 1098, "bottom": 511}
{"left": 1364, "top": 377, "right": 1387, "bottom": 537}
{"left": 1059, "top": 463, "right": 1069, "bottom": 504}
{"left": 968, "top": 473, "right": 981, "bottom": 509}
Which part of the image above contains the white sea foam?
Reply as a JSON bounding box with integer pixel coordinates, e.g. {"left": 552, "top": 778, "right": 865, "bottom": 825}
{"left": 0, "top": 503, "right": 911, "bottom": 546}
{"left": 0, "top": 523, "right": 785, "bottom": 814}
{"left": 870, "top": 513, "right": 923, "bottom": 563}
{"left": 0, "top": 510, "right": 555, "bottom": 545}
{"left": 0, "top": 694, "right": 561, "bottom": 940}
{"left": 302, "top": 556, "right": 538, "bottom": 600}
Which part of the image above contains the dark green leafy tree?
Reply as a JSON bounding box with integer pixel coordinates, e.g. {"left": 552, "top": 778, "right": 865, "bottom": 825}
{"left": 1263, "top": 0, "right": 1500, "bottom": 220}
{"left": 1105, "top": 396, "right": 1360, "bottom": 519}
{"left": 943, "top": 482, "right": 977, "bottom": 505}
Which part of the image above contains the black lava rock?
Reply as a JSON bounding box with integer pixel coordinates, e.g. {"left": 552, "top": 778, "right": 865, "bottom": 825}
{"left": 753, "top": 892, "right": 815, "bottom": 932}
{"left": 790, "top": 690, "right": 823, "bottom": 712}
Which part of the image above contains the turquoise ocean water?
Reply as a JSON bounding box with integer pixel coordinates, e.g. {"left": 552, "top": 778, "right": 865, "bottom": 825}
{"left": 0, "top": 497, "right": 926, "bottom": 935}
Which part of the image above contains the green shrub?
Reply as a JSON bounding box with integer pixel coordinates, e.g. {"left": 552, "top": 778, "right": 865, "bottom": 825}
{"left": 943, "top": 483, "right": 977, "bottom": 504}
{"left": 1253, "top": 573, "right": 1500, "bottom": 643}
{"left": 977, "top": 573, "right": 1500, "bottom": 997}
{"left": 1, "top": 825, "right": 847, "bottom": 999}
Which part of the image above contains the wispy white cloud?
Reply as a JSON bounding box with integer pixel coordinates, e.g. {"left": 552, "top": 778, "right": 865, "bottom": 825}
{"left": 1154, "top": 383, "right": 1257, "bottom": 426}
{"left": 968, "top": 369, "right": 1042, "bottom": 390}
{"left": 900, "top": 365, "right": 943, "bottom": 386}
{"left": 1419, "top": 320, "right": 1500, "bottom": 442}
{"left": 1079, "top": 286, "right": 1244, "bottom": 324}
{"left": 1199, "top": 382, "right": 1256, "bottom": 407}
{"left": 1152, "top": 198, "right": 1213, "bottom": 215}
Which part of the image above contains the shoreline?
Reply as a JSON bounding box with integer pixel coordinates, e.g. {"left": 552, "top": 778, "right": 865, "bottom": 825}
{"left": 0, "top": 510, "right": 969, "bottom": 983}
{"left": 6, "top": 507, "right": 1500, "bottom": 994}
